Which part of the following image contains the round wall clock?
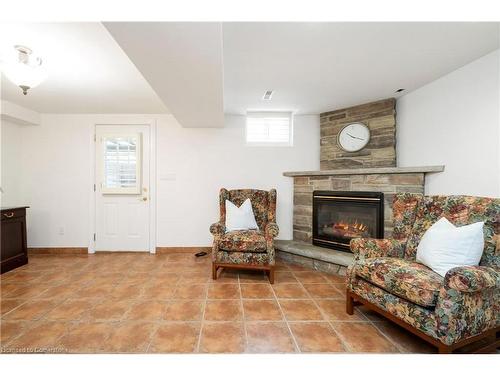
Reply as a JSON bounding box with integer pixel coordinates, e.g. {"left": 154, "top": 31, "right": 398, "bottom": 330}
{"left": 337, "top": 122, "right": 371, "bottom": 152}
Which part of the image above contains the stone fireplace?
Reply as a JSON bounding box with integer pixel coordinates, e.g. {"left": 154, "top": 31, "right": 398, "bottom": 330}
{"left": 312, "top": 191, "right": 384, "bottom": 252}
{"left": 275, "top": 97, "right": 445, "bottom": 275}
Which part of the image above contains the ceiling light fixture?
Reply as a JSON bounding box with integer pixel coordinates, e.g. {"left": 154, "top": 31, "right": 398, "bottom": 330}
{"left": 0, "top": 45, "right": 47, "bottom": 95}
{"left": 262, "top": 90, "right": 274, "bottom": 100}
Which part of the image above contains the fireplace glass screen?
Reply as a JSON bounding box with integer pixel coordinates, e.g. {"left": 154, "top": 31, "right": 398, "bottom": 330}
{"left": 313, "top": 191, "right": 384, "bottom": 252}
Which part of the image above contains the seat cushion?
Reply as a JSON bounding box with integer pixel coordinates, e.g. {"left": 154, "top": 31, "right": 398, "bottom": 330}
{"left": 354, "top": 257, "right": 444, "bottom": 307}
{"left": 219, "top": 230, "right": 267, "bottom": 253}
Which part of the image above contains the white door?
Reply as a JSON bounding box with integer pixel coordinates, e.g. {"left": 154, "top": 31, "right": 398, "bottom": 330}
{"left": 95, "top": 125, "right": 150, "bottom": 251}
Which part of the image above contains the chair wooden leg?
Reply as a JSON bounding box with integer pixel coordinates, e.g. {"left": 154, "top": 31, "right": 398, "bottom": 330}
{"left": 212, "top": 263, "right": 217, "bottom": 280}
{"left": 268, "top": 267, "right": 275, "bottom": 284}
{"left": 346, "top": 292, "right": 354, "bottom": 315}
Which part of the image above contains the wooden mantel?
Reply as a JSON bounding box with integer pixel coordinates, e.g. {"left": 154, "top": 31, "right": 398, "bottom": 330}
{"left": 283, "top": 165, "right": 445, "bottom": 177}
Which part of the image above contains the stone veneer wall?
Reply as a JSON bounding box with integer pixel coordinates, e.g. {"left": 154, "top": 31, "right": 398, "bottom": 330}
{"left": 320, "top": 98, "right": 396, "bottom": 170}
{"left": 293, "top": 173, "right": 425, "bottom": 242}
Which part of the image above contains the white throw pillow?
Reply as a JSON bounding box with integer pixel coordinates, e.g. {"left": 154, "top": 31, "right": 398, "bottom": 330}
{"left": 225, "top": 198, "right": 259, "bottom": 232}
{"left": 416, "top": 217, "right": 485, "bottom": 277}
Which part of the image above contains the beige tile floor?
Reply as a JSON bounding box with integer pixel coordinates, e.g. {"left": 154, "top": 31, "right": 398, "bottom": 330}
{"left": 0, "top": 253, "right": 437, "bottom": 354}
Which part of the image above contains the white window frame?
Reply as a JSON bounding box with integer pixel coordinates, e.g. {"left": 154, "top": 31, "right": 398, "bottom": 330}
{"left": 245, "top": 111, "right": 293, "bottom": 146}
{"left": 99, "top": 133, "right": 142, "bottom": 194}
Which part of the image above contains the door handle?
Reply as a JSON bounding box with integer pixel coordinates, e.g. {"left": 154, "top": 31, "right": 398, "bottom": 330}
{"left": 139, "top": 197, "right": 148, "bottom": 202}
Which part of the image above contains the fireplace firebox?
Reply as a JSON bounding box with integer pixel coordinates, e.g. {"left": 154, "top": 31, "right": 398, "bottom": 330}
{"left": 312, "top": 191, "right": 384, "bottom": 252}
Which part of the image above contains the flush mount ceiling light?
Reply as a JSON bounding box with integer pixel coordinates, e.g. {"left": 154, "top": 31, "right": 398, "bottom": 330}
{"left": 0, "top": 45, "right": 47, "bottom": 95}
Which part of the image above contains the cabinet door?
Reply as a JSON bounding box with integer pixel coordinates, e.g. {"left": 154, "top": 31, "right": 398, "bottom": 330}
{"left": 1, "top": 219, "right": 25, "bottom": 261}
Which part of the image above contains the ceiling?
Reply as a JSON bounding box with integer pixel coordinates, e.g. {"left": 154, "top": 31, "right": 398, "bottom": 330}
{"left": 1, "top": 22, "right": 498, "bottom": 125}
{"left": 104, "top": 22, "right": 224, "bottom": 128}
{"left": 0, "top": 22, "right": 167, "bottom": 113}
{"left": 222, "top": 22, "right": 499, "bottom": 115}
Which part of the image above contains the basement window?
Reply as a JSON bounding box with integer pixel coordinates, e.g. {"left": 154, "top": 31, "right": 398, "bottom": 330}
{"left": 246, "top": 111, "right": 293, "bottom": 146}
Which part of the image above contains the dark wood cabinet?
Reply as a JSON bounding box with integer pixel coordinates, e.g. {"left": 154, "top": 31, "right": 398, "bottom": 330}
{"left": 1, "top": 206, "right": 29, "bottom": 274}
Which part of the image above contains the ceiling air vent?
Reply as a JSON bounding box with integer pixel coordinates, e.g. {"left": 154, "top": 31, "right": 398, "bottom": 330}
{"left": 262, "top": 90, "right": 274, "bottom": 100}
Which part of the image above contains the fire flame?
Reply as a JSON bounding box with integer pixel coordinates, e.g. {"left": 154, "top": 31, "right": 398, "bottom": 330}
{"left": 333, "top": 220, "right": 368, "bottom": 232}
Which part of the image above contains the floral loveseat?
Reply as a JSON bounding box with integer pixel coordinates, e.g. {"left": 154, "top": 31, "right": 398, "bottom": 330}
{"left": 210, "top": 188, "right": 279, "bottom": 283}
{"left": 346, "top": 193, "right": 500, "bottom": 353}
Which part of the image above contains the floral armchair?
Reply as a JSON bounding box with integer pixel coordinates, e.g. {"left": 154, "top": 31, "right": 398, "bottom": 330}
{"left": 210, "top": 188, "right": 279, "bottom": 283}
{"left": 347, "top": 193, "right": 500, "bottom": 353}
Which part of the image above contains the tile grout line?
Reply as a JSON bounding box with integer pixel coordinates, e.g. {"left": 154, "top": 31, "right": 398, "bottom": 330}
{"left": 145, "top": 262, "right": 182, "bottom": 353}
{"left": 63, "top": 268, "right": 138, "bottom": 353}
{"left": 337, "top": 272, "right": 403, "bottom": 354}
{"left": 115, "top": 278, "right": 152, "bottom": 354}
{"left": 237, "top": 272, "right": 249, "bottom": 352}
{"left": 269, "top": 263, "right": 301, "bottom": 353}
{"left": 370, "top": 323, "right": 404, "bottom": 353}
{"left": 194, "top": 274, "right": 209, "bottom": 353}
{"left": 0, "top": 319, "right": 39, "bottom": 348}
{"left": 294, "top": 268, "right": 352, "bottom": 353}
{"left": 360, "top": 312, "right": 404, "bottom": 353}
{"left": 316, "top": 278, "right": 357, "bottom": 353}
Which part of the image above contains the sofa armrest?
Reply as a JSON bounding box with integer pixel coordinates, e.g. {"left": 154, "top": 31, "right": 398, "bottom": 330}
{"left": 350, "top": 238, "right": 406, "bottom": 260}
{"left": 209, "top": 222, "right": 226, "bottom": 237}
{"left": 435, "top": 266, "right": 499, "bottom": 345}
{"left": 444, "top": 266, "right": 499, "bottom": 293}
{"left": 265, "top": 222, "right": 279, "bottom": 239}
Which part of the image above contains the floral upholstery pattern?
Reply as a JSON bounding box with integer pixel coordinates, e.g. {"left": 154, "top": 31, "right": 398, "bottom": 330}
{"left": 265, "top": 222, "right": 279, "bottom": 238}
{"left": 219, "top": 230, "right": 267, "bottom": 253}
{"left": 445, "top": 265, "right": 499, "bottom": 293}
{"left": 215, "top": 250, "right": 270, "bottom": 265}
{"left": 354, "top": 257, "right": 443, "bottom": 307}
{"left": 351, "top": 238, "right": 406, "bottom": 260}
{"left": 348, "top": 276, "right": 439, "bottom": 339}
{"left": 435, "top": 276, "right": 500, "bottom": 345}
{"left": 347, "top": 193, "right": 500, "bottom": 346}
{"left": 392, "top": 193, "right": 423, "bottom": 241}
{"left": 211, "top": 188, "right": 278, "bottom": 266}
{"left": 209, "top": 222, "right": 225, "bottom": 236}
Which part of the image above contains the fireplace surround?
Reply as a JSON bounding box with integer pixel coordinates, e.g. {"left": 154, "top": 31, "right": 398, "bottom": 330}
{"left": 278, "top": 98, "right": 444, "bottom": 273}
{"left": 312, "top": 191, "right": 384, "bottom": 252}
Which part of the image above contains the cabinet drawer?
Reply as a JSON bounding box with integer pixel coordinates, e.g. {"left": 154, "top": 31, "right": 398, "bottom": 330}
{"left": 1, "top": 209, "right": 26, "bottom": 221}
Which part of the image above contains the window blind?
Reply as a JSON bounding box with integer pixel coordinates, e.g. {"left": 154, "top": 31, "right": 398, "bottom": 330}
{"left": 246, "top": 112, "right": 292, "bottom": 144}
{"left": 104, "top": 137, "right": 138, "bottom": 189}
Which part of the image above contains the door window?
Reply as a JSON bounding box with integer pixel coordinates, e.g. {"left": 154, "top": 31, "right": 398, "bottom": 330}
{"left": 101, "top": 134, "right": 142, "bottom": 194}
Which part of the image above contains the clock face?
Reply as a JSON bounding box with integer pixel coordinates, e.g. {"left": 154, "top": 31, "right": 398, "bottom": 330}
{"left": 337, "top": 122, "right": 371, "bottom": 152}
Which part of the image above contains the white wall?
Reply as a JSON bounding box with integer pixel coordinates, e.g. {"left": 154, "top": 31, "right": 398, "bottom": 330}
{"left": 1, "top": 113, "right": 319, "bottom": 248}
{"left": 14, "top": 115, "right": 92, "bottom": 247}
{"left": 1, "top": 120, "right": 25, "bottom": 206}
{"left": 156, "top": 114, "right": 319, "bottom": 246}
{"left": 397, "top": 49, "right": 500, "bottom": 197}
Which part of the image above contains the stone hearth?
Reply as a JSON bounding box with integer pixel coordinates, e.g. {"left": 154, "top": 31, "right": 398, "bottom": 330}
{"left": 275, "top": 239, "right": 354, "bottom": 275}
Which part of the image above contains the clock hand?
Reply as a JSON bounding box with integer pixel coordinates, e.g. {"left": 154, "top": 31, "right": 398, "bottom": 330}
{"left": 346, "top": 132, "right": 365, "bottom": 141}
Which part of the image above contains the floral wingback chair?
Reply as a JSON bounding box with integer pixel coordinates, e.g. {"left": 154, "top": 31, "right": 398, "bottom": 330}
{"left": 347, "top": 193, "right": 500, "bottom": 353}
{"left": 210, "top": 188, "right": 279, "bottom": 283}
